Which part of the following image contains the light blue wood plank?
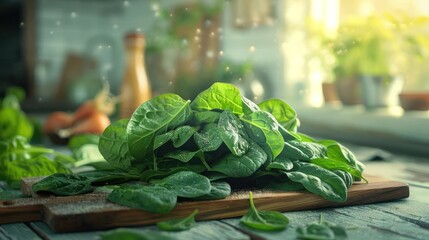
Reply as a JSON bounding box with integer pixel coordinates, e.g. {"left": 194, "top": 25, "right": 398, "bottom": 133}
{"left": 0, "top": 223, "right": 41, "bottom": 240}
{"left": 221, "top": 200, "right": 429, "bottom": 240}
{"left": 30, "top": 220, "right": 250, "bottom": 240}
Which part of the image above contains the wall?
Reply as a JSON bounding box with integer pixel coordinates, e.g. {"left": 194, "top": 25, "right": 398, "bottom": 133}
{"left": 33, "top": 0, "right": 286, "bottom": 104}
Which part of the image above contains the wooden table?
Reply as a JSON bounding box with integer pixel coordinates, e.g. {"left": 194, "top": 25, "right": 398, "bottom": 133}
{"left": 1, "top": 144, "right": 429, "bottom": 240}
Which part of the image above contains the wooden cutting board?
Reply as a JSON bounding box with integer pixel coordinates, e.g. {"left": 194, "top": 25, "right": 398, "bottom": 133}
{"left": 0, "top": 175, "right": 408, "bottom": 233}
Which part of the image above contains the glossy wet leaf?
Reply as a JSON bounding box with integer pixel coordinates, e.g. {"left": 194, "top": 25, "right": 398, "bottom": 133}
{"left": 32, "top": 173, "right": 94, "bottom": 196}
{"left": 155, "top": 171, "right": 211, "bottom": 198}
{"left": 240, "top": 191, "right": 289, "bottom": 231}
{"left": 218, "top": 110, "right": 249, "bottom": 156}
{"left": 157, "top": 209, "right": 199, "bottom": 231}
{"left": 108, "top": 184, "right": 177, "bottom": 213}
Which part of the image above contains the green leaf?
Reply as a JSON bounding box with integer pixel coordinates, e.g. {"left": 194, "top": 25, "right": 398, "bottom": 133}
{"left": 100, "top": 229, "right": 176, "bottom": 240}
{"left": 127, "top": 93, "right": 191, "bottom": 159}
{"left": 157, "top": 209, "right": 199, "bottom": 231}
{"left": 332, "top": 170, "right": 354, "bottom": 188}
{"left": 0, "top": 107, "right": 33, "bottom": 141}
{"left": 282, "top": 140, "right": 327, "bottom": 161}
{"left": 193, "top": 181, "right": 231, "bottom": 200}
{"left": 240, "top": 191, "right": 289, "bottom": 231}
{"left": 108, "top": 185, "right": 177, "bottom": 213}
{"left": 192, "top": 111, "right": 221, "bottom": 124}
{"left": 171, "top": 125, "right": 197, "bottom": 148}
{"left": 241, "top": 95, "right": 260, "bottom": 114}
{"left": 310, "top": 158, "right": 366, "bottom": 183}
{"left": 296, "top": 214, "right": 348, "bottom": 240}
{"left": 318, "top": 140, "right": 365, "bottom": 173}
{"left": 193, "top": 123, "right": 223, "bottom": 152}
{"left": 68, "top": 134, "right": 100, "bottom": 152}
{"left": 211, "top": 141, "right": 267, "bottom": 177}
{"left": 153, "top": 130, "right": 174, "bottom": 150}
{"left": 241, "top": 111, "right": 284, "bottom": 159}
{"left": 286, "top": 163, "right": 348, "bottom": 202}
{"left": 155, "top": 171, "right": 211, "bottom": 198}
{"left": 266, "top": 156, "right": 294, "bottom": 171}
{"left": 258, "top": 99, "right": 299, "bottom": 132}
{"left": 163, "top": 150, "right": 203, "bottom": 163}
{"left": 218, "top": 110, "right": 249, "bottom": 156}
{"left": 32, "top": 173, "right": 94, "bottom": 196}
{"left": 191, "top": 82, "right": 244, "bottom": 115}
{"left": 99, "top": 119, "right": 134, "bottom": 170}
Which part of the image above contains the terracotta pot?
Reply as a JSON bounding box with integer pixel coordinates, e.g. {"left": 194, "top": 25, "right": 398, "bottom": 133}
{"left": 322, "top": 82, "right": 339, "bottom": 103}
{"left": 335, "top": 77, "right": 361, "bottom": 105}
{"left": 399, "top": 92, "right": 429, "bottom": 111}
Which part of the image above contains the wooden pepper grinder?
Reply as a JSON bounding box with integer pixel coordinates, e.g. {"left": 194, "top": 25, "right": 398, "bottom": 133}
{"left": 120, "top": 32, "right": 152, "bottom": 118}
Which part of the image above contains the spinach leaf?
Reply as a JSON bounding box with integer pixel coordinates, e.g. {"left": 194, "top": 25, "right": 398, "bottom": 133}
{"left": 193, "top": 181, "right": 231, "bottom": 200}
{"left": 153, "top": 130, "right": 174, "bottom": 150}
{"left": 163, "top": 150, "right": 203, "bottom": 163}
{"left": 193, "top": 123, "right": 223, "bottom": 152}
{"left": 283, "top": 140, "right": 327, "bottom": 161}
{"left": 218, "top": 110, "right": 249, "bottom": 156}
{"left": 192, "top": 111, "right": 221, "bottom": 124}
{"left": 332, "top": 170, "right": 354, "bottom": 188}
{"left": 108, "top": 185, "right": 177, "bottom": 213}
{"left": 296, "top": 213, "right": 348, "bottom": 240}
{"left": 99, "top": 119, "right": 134, "bottom": 170}
{"left": 241, "top": 95, "right": 260, "bottom": 114}
{"left": 32, "top": 173, "right": 94, "bottom": 196}
{"left": 286, "top": 163, "right": 348, "bottom": 202}
{"left": 310, "top": 158, "right": 366, "bottom": 183}
{"left": 240, "top": 191, "right": 289, "bottom": 231}
{"left": 155, "top": 171, "right": 211, "bottom": 198}
{"left": 241, "top": 111, "right": 284, "bottom": 159}
{"left": 100, "top": 229, "right": 176, "bottom": 240}
{"left": 258, "top": 98, "right": 299, "bottom": 132}
{"left": 127, "top": 93, "right": 191, "bottom": 159}
{"left": 211, "top": 141, "right": 267, "bottom": 177}
{"left": 256, "top": 178, "right": 305, "bottom": 192}
{"left": 266, "top": 156, "right": 294, "bottom": 171}
{"left": 68, "top": 134, "right": 100, "bottom": 151}
{"left": 318, "top": 140, "right": 365, "bottom": 173}
{"left": 157, "top": 209, "right": 199, "bottom": 231}
{"left": 0, "top": 136, "right": 71, "bottom": 185}
{"left": 191, "top": 82, "right": 244, "bottom": 115}
{"left": 171, "top": 125, "right": 198, "bottom": 148}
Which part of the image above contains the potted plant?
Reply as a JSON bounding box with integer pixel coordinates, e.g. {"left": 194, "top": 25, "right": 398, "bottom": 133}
{"left": 315, "top": 13, "right": 429, "bottom": 108}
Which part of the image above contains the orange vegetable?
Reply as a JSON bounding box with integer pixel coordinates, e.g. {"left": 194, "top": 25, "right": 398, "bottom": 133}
{"left": 44, "top": 82, "right": 118, "bottom": 144}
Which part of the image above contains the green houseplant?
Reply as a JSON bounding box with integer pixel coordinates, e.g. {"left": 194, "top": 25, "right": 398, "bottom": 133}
{"left": 323, "top": 14, "right": 429, "bottom": 108}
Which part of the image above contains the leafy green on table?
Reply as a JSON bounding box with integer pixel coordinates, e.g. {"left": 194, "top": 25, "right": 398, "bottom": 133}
{"left": 240, "top": 191, "right": 289, "bottom": 231}
{"left": 0, "top": 87, "right": 34, "bottom": 141}
{"left": 296, "top": 213, "right": 348, "bottom": 240}
{"left": 99, "top": 228, "right": 176, "bottom": 240}
{"left": 157, "top": 209, "right": 199, "bottom": 231}
{"left": 32, "top": 82, "right": 366, "bottom": 215}
{"left": 0, "top": 136, "right": 71, "bottom": 187}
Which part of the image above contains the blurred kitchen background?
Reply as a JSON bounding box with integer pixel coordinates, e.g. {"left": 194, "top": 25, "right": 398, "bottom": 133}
{"left": 2, "top": 0, "right": 429, "bottom": 155}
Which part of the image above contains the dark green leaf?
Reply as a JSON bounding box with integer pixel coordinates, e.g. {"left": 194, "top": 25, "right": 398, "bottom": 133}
{"left": 192, "top": 111, "right": 221, "bottom": 124}
{"left": 310, "top": 158, "right": 365, "bottom": 183}
{"left": 171, "top": 125, "right": 197, "bottom": 148}
{"left": 211, "top": 141, "right": 267, "bottom": 177}
{"left": 157, "top": 209, "right": 199, "bottom": 231}
{"left": 99, "top": 119, "right": 134, "bottom": 170}
{"left": 218, "top": 110, "right": 249, "bottom": 156}
{"left": 286, "top": 163, "right": 348, "bottom": 202}
{"left": 127, "top": 93, "right": 191, "bottom": 159}
{"left": 241, "top": 111, "right": 284, "bottom": 159}
{"left": 266, "top": 156, "right": 294, "bottom": 171}
{"left": 240, "top": 191, "right": 289, "bottom": 231}
{"left": 108, "top": 185, "right": 177, "bottom": 213}
{"left": 163, "top": 150, "right": 203, "bottom": 163}
{"left": 296, "top": 214, "right": 348, "bottom": 240}
{"left": 193, "top": 123, "right": 223, "bottom": 152}
{"left": 100, "top": 228, "right": 176, "bottom": 240}
{"left": 153, "top": 130, "right": 174, "bottom": 150}
{"left": 32, "top": 173, "right": 94, "bottom": 196}
{"left": 155, "top": 171, "right": 211, "bottom": 198}
{"left": 318, "top": 140, "right": 365, "bottom": 173}
{"left": 193, "top": 181, "right": 231, "bottom": 200}
{"left": 283, "top": 140, "right": 327, "bottom": 161}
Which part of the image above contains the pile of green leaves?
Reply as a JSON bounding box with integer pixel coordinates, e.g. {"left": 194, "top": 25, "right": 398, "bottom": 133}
{"left": 33, "top": 82, "right": 365, "bottom": 213}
